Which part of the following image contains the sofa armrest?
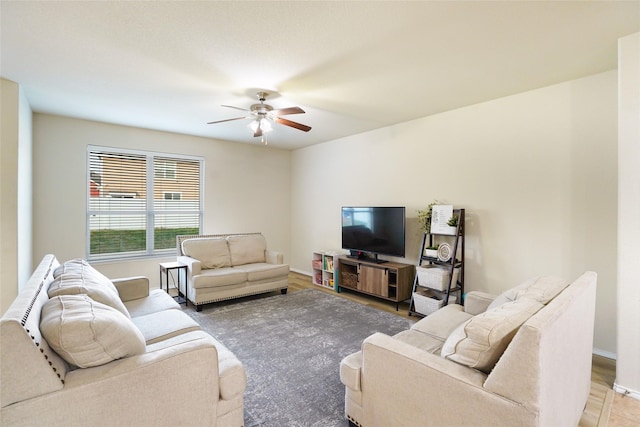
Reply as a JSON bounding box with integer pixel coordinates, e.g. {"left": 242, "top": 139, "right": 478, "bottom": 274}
{"left": 112, "top": 276, "right": 150, "bottom": 302}
{"left": 340, "top": 351, "right": 362, "bottom": 391}
{"left": 265, "top": 250, "right": 283, "bottom": 264}
{"left": 464, "top": 291, "right": 496, "bottom": 315}
{"left": 359, "top": 332, "right": 529, "bottom": 426}
{"left": 64, "top": 331, "right": 221, "bottom": 388}
{"left": 178, "top": 255, "right": 201, "bottom": 276}
{"left": 3, "top": 331, "right": 227, "bottom": 426}
{"left": 362, "top": 332, "right": 487, "bottom": 389}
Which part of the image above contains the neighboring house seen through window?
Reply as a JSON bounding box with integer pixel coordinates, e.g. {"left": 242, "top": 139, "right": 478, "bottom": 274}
{"left": 87, "top": 146, "right": 203, "bottom": 260}
{"left": 154, "top": 160, "right": 177, "bottom": 179}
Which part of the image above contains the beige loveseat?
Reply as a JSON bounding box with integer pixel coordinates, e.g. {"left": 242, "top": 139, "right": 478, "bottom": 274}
{"left": 1, "top": 255, "right": 246, "bottom": 426}
{"left": 340, "top": 272, "right": 597, "bottom": 427}
{"left": 177, "top": 233, "right": 289, "bottom": 311}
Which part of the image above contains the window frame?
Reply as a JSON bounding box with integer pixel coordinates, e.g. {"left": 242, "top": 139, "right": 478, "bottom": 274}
{"left": 86, "top": 146, "right": 204, "bottom": 261}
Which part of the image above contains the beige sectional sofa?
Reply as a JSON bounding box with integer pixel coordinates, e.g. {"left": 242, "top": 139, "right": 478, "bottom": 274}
{"left": 177, "top": 233, "right": 289, "bottom": 311}
{"left": 340, "top": 272, "right": 597, "bottom": 427}
{"left": 1, "top": 254, "right": 246, "bottom": 426}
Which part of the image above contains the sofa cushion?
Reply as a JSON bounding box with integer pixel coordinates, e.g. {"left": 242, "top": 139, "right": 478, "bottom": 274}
{"left": 411, "top": 304, "right": 473, "bottom": 341}
{"left": 124, "top": 288, "right": 181, "bottom": 318}
{"left": 441, "top": 298, "right": 544, "bottom": 373}
{"left": 394, "top": 329, "right": 446, "bottom": 354}
{"left": 487, "top": 276, "right": 569, "bottom": 311}
{"left": 182, "top": 238, "right": 231, "bottom": 269}
{"left": 131, "top": 310, "right": 200, "bottom": 344}
{"left": 48, "top": 272, "right": 130, "bottom": 319}
{"left": 193, "top": 267, "right": 248, "bottom": 289}
{"left": 233, "top": 263, "right": 289, "bottom": 282}
{"left": 227, "top": 235, "right": 266, "bottom": 266}
{"left": 40, "top": 295, "right": 146, "bottom": 368}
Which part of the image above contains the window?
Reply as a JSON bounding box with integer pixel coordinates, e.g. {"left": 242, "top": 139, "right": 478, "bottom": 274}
{"left": 87, "top": 146, "right": 203, "bottom": 260}
{"left": 154, "top": 160, "right": 177, "bottom": 179}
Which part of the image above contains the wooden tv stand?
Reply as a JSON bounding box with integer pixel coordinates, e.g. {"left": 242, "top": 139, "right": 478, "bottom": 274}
{"left": 336, "top": 256, "right": 415, "bottom": 310}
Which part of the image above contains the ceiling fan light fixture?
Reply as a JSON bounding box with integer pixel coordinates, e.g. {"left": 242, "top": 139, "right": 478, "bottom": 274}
{"left": 260, "top": 118, "right": 272, "bottom": 133}
{"left": 249, "top": 118, "right": 273, "bottom": 133}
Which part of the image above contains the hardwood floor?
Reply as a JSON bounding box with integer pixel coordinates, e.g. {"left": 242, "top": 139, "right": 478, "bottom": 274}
{"left": 287, "top": 271, "right": 638, "bottom": 427}
{"left": 607, "top": 392, "right": 640, "bottom": 427}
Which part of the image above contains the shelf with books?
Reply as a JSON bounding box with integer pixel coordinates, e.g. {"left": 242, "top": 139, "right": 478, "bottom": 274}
{"left": 311, "top": 250, "right": 343, "bottom": 291}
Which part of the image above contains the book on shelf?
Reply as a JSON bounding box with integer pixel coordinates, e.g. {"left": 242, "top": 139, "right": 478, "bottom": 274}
{"left": 326, "top": 258, "right": 334, "bottom": 270}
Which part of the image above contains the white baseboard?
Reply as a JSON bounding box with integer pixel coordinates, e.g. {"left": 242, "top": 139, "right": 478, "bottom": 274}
{"left": 613, "top": 383, "right": 640, "bottom": 400}
{"left": 593, "top": 348, "right": 617, "bottom": 360}
{"left": 290, "top": 268, "right": 311, "bottom": 276}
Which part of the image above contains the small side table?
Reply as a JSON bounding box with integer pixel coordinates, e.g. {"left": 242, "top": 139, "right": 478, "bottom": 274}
{"left": 159, "top": 262, "right": 188, "bottom": 306}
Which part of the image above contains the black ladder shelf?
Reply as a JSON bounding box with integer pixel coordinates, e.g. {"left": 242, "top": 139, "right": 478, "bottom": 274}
{"left": 408, "top": 208, "right": 465, "bottom": 317}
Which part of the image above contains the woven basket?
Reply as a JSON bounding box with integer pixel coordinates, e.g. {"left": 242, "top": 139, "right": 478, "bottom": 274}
{"left": 416, "top": 266, "right": 459, "bottom": 291}
{"left": 413, "top": 289, "right": 457, "bottom": 316}
{"left": 341, "top": 272, "right": 358, "bottom": 289}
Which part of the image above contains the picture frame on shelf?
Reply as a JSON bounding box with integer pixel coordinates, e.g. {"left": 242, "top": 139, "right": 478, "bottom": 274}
{"left": 430, "top": 205, "right": 457, "bottom": 235}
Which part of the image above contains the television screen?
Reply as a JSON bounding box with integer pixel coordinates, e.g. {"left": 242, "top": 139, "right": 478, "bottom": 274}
{"left": 341, "top": 206, "right": 406, "bottom": 259}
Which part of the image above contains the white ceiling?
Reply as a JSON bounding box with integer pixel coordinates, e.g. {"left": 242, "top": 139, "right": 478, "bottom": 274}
{"left": 2, "top": 1, "right": 639, "bottom": 150}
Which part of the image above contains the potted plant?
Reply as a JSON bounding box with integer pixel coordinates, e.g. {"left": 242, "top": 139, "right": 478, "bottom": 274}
{"left": 417, "top": 200, "right": 440, "bottom": 234}
{"left": 424, "top": 245, "right": 439, "bottom": 258}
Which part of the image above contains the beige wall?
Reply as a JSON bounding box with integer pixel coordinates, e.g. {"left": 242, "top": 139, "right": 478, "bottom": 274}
{"left": 1, "top": 79, "right": 20, "bottom": 314}
{"left": 1, "top": 78, "right": 33, "bottom": 315}
{"left": 290, "top": 71, "right": 618, "bottom": 355}
{"left": 32, "top": 114, "right": 291, "bottom": 284}
{"left": 615, "top": 32, "right": 640, "bottom": 398}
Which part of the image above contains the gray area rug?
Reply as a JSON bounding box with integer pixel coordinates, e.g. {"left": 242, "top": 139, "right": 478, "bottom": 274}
{"left": 187, "top": 289, "right": 414, "bottom": 426}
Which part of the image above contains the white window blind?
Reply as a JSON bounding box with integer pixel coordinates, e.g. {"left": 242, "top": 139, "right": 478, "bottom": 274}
{"left": 87, "top": 147, "right": 203, "bottom": 259}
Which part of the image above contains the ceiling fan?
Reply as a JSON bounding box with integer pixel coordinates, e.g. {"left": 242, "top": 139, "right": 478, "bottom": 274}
{"left": 207, "top": 92, "right": 311, "bottom": 143}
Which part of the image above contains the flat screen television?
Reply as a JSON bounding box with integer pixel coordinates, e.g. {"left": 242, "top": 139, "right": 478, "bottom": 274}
{"left": 341, "top": 206, "right": 406, "bottom": 262}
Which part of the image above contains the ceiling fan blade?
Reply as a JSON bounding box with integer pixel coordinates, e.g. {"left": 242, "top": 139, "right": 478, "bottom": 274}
{"left": 271, "top": 106, "right": 305, "bottom": 116}
{"left": 275, "top": 117, "right": 312, "bottom": 132}
{"left": 221, "top": 105, "right": 251, "bottom": 112}
{"left": 207, "top": 116, "right": 249, "bottom": 124}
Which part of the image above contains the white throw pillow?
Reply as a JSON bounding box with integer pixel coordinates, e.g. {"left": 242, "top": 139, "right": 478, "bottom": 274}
{"left": 441, "top": 298, "right": 544, "bottom": 373}
{"left": 53, "top": 258, "right": 109, "bottom": 281}
{"left": 227, "top": 235, "right": 266, "bottom": 266}
{"left": 40, "top": 295, "right": 146, "bottom": 368}
{"left": 182, "top": 238, "right": 231, "bottom": 269}
{"left": 48, "top": 272, "right": 130, "bottom": 319}
{"left": 487, "top": 276, "right": 569, "bottom": 311}
{"left": 54, "top": 259, "right": 121, "bottom": 296}
{"left": 52, "top": 258, "right": 128, "bottom": 314}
